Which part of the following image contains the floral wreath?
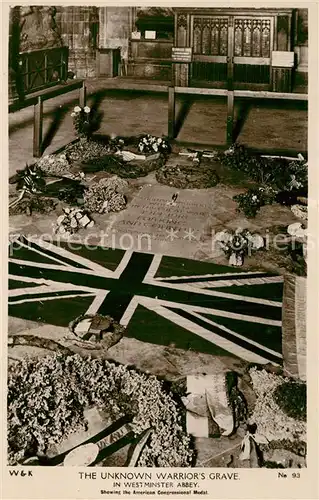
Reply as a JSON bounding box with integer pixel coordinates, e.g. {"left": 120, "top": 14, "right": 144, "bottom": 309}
{"left": 68, "top": 313, "right": 125, "bottom": 349}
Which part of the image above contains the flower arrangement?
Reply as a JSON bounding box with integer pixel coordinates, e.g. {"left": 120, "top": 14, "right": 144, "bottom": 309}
{"left": 283, "top": 159, "right": 308, "bottom": 193}
{"left": 83, "top": 176, "right": 128, "bottom": 214}
{"left": 108, "top": 135, "right": 125, "bottom": 153}
{"left": 37, "top": 153, "right": 72, "bottom": 177}
{"left": 248, "top": 367, "right": 306, "bottom": 444}
{"left": 71, "top": 105, "right": 93, "bottom": 138}
{"left": 9, "top": 196, "right": 57, "bottom": 216}
{"left": 7, "top": 354, "right": 193, "bottom": 467}
{"left": 219, "top": 144, "right": 308, "bottom": 192}
{"left": 55, "top": 207, "right": 94, "bottom": 237}
{"left": 137, "top": 134, "right": 170, "bottom": 154}
{"left": 9, "top": 165, "right": 47, "bottom": 211}
{"left": 215, "top": 228, "right": 264, "bottom": 266}
{"left": 291, "top": 204, "right": 307, "bottom": 221}
{"left": 220, "top": 143, "right": 275, "bottom": 185}
{"left": 273, "top": 381, "right": 306, "bottom": 422}
{"left": 287, "top": 222, "right": 307, "bottom": 241}
{"left": 65, "top": 138, "right": 111, "bottom": 163}
{"left": 68, "top": 314, "right": 125, "bottom": 349}
{"left": 233, "top": 186, "right": 277, "bottom": 218}
{"left": 156, "top": 163, "right": 219, "bottom": 189}
{"left": 287, "top": 222, "right": 307, "bottom": 263}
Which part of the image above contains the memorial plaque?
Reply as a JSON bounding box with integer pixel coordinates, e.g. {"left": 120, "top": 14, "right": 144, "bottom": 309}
{"left": 145, "top": 30, "right": 156, "bottom": 40}
{"left": 131, "top": 31, "right": 141, "bottom": 40}
{"left": 172, "top": 47, "right": 193, "bottom": 63}
{"left": 106, "top": 185, "right": 214, "bottom": 258}
{"left": 271, "top": 51, "right": 294, "bottom": 68}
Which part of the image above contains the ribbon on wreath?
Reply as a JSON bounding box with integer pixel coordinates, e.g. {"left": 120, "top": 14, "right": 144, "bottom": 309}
{"left": 239, "top": 431, "right": 268, "bottom": 461}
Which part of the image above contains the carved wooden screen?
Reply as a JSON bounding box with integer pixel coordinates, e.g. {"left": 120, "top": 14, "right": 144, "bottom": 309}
{"left": 191, "top": 16, "right": 229, "bottom": 88}
{"left": 176, "top": 13, "right": 188, "bottom": 47}
{"left": 234, "top": 18, "right": 271, "bottom": 57}
{"left": 174, "top": 9, "right": 292, "bottom": 91}
{"left": 193, "top": 16, "right": 229, "bottom": 56}
{"left": 233, "top": 16, "right": 273, "bottom": 88}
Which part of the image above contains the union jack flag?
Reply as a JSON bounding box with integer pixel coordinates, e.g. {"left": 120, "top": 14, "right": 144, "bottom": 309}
{"left": 9, "top": 236, "right": 283, "bottom": 365}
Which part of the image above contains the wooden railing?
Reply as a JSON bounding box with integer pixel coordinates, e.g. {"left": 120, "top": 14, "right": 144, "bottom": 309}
{"left": 168, "top": 86, "right": 308, "bottom": 145}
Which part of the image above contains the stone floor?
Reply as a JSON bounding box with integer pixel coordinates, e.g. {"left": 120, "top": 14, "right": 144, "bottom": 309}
{"left": 9, "top": 162, "right": 301, "bottom": 273}
{"left": 7, "top": 79, "right": 308, "bottom": 468}
{"left": 8, "top": 157, "right": 301, "bottom": 467}
{"left": 9, "top": 77, "right": 308, "bottom": 177}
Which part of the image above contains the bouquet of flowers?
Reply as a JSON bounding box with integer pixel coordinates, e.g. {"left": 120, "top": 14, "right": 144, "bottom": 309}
{"left": 219, "top": 144, "right": 308, "bottom": 192}
{"left": 55, "top": 207, "right": 94, "bottom": 237}
{"left": 137, "top": 134, "right": 170, "bottom": 154}
{"left": 291, "top": 204, "right": 307, "bottom": 221}
{"left": 71, "top": 105, "right": 93, "bottom": 138}
{"left": 233, "top": 186, "right": 277, "bottom": 218}
{"left": 215, "top": 228, "right": 264, "bottom": 266}
{"left": 9, "top": 196, "right": 57, "bottom": 216}
{"left": 108, "top": 134, "right": 125, "bottom": 153}
{"left": 284, "top": 159, "right": 308, "bottom": 192}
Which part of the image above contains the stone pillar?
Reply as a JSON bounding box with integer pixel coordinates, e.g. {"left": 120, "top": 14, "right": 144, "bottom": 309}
{"left": 282, "top": 274, "right": 307, "bottom": 382}
{"left": 295, "top": 45, "right": 308, "bottom": 73}
{"left": 293, "top": 8, "right": 308, "bottom": 87}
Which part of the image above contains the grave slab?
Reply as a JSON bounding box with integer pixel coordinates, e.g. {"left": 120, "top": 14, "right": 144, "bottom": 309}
{"left": 104, "top": 184, "right": 222, "bottom": 259}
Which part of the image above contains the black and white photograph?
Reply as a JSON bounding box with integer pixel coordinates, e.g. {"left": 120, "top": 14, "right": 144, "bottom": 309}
{"left": 3, "top": 2, "right": 317, "bottom": 498}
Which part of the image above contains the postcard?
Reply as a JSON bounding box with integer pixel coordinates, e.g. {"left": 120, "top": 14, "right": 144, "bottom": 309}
{"left": 2, "top": 1, "right": 318, "bottom": 499}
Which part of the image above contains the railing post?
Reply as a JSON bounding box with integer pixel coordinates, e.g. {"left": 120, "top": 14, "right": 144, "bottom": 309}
{"left": 226, "top": 90, "right": 234, "bottom": 146}
{"left": 79, "top": 81, "right": 86, "bottom": 108}
{"left": 168, "top": 86, "right": 175, "bottom": 140}
{"left": 33, "top": 96, "right": 43, "bottom": 157}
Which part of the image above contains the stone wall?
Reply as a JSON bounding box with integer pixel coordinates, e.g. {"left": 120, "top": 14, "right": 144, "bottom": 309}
{"left": 19, "top": 6, "right": 63, "bottom": 52}
{"left": 56, "top": 6, "right": 99, "bottom": 78}
{"left": 9, "top": 6, "right": 63, "bottom": 99}
{"left": 9, "top": 6, "right": 308, "bottom": 82}
{"left": 98, "top": 7, "right": 131, "bottom": 60}
{"left": 9, "top": 5, "right": 100, "bottom": 96}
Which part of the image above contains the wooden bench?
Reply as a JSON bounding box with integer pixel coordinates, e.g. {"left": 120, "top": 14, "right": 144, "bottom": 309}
{"left": 9, "top": 47, "right": 86, "bottom": 157}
